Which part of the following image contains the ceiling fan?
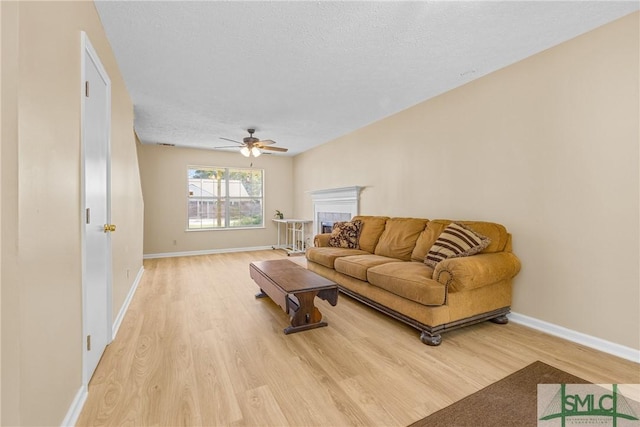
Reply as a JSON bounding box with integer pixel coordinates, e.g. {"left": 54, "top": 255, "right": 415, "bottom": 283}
{"left": 217, "top": 128, "right": 288, "bottom": 157}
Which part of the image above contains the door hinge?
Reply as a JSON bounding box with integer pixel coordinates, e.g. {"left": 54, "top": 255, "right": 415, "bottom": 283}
{"left": 85, "top": 81, "right": 89, "bottom": 97}
{"left": 86, "top": 208, "right": 90, "bottom": 224}
{"left": 87, "top": 335, "right": 91, "bottom": 351}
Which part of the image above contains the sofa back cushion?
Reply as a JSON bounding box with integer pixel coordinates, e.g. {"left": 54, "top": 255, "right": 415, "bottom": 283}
{"left": 424, "top": 222, "right": 491, "bottom": 267}
{"left": 444, "top": 220, "right": 508, "bottom": 253}
{"left": 411, "top": 221, "right": 447, "bottom": 262}
{"left": 411, "top": 220, "right": 508, "bottom": 261}
{"left": 351, "top": 216, "right": 389, "bottom": 253}
{"left": 374, "top": 217, "right": 428, "bottom": 261}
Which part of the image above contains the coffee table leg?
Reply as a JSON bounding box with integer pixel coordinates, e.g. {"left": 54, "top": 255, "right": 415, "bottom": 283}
{"left": 255, "top": 289, "right": 268, "bottom": 298}
{"left": 283, "top": 290, "right": 327, "bottom": 334}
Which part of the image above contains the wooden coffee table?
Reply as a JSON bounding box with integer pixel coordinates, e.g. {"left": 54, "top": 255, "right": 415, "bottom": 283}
{"left": 250, "top": 259, "right": 339, "bottom": 334}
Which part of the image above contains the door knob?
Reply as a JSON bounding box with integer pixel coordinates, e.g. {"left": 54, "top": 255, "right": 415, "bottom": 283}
{"left": 103, "top": 224, "right": 116, "bottom": 233}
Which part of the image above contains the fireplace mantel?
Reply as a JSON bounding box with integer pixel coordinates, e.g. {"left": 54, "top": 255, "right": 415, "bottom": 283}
{"left": 310, "top": 186, "right": 362, "bottom": 202}
{"left": 310, "top": 186, "right": 363, "bottom": 235}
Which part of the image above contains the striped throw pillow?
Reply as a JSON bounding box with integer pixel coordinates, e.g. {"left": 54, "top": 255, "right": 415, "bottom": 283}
{"left": 425, "top": 222, "right": 491, "bottom": 267}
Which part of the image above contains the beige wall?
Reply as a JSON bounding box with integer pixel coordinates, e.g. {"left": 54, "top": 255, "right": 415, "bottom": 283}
{"left": 1, "top": 3, "right": 20, "bottom": 424}
{"left": 293, "top": 13, "right": 640, "bottom": 350}
{"left": 1, "top": 1, "right": 144, "bottom": 425}
{"left": 138, "top": 143, "right": 293, "bottom": 255}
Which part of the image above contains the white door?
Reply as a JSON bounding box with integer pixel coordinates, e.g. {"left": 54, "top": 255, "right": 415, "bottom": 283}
{"left": 81, "top": 32, "right": 112, "bottom": 383}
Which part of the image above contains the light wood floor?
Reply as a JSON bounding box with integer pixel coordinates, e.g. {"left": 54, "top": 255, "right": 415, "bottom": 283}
{"left": 77, "top": 250, "right": 639, "bottom": 426}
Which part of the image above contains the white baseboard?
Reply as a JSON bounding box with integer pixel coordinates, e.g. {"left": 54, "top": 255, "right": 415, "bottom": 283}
{"left": 509, "top": 312, "right": 640, "bottom": 364}
{"left": 143, "top": 245, "right": 275, "bottom": 259}
{"left": 60, "top": 385, "right": 87, "bottom": 427}
{"left": 112, "top": 266, "right": 144, "bottom": 340}
{"left": 63, "top": 267, "right": 144, "bottom": 426}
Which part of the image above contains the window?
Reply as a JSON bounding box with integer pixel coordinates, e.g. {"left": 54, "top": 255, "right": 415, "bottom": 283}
{"left": 187, "top": 167, "right": 264, "bottom": 230}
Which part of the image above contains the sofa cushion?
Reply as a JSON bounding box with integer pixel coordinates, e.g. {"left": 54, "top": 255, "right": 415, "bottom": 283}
{"left": 367, "top": 262, "right": 444, "bottom": 306}
{"left": 411, "top": 220, "right": 510, "bottom": 261}
{"left": 335, "top": 254, "right": 400, "bottom": 281}
{"left": 305, "top": 247, "right": 370, "bottom": 269}
{"left": 425, "top": 222, "right": 491, "bottom": 267}
{"left": 431, "top": 220, "right": 508, "bottom": 253}
{"left": 328, "top": 220, "right": 362, "bottom": 249}
{"left": 351, "top": 216, "right": 389, "bottom": 253}
{"left": 374, "top": 218, "right": 428, "bottom": 261}
{"left": 411, "top": 221, "right": 446, "bottom": 262}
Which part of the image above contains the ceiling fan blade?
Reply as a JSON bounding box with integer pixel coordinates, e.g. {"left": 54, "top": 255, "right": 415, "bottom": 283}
{"left": 260, "top": 146, "right": 288, "bottom": 152}
{"left": 257, "top": 139, "right": 276, "bottom": 145}
{"left": 219, "top": 137, "right": 244, "bottom": 145}
{"left": 214, "top": 145, "right": 242, "bottom": 149}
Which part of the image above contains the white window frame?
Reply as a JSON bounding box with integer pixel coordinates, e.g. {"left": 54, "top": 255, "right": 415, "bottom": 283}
{"left": 187, "top": 166, "right": 264, "bottom": 231}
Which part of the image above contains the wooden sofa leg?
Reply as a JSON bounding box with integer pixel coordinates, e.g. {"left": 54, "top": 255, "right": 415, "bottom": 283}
{"left": 490, "top": 315, "right": 509, "bottom": 325}
{"left": 420, "top": 331, "right": 442, "bottom": 346}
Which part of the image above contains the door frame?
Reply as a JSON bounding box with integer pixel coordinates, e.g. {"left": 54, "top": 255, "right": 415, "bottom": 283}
{"left": 80, "top": 31, "right": 113, "bottom": 386}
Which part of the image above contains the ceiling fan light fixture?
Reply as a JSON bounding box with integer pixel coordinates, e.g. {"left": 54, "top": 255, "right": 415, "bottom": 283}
{"left": 218, "top": 129, "right": 286, "bottom": 157}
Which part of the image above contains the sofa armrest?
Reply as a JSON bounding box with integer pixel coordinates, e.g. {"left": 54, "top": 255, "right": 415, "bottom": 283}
{"left": 433, "top": 252, "right": 521, "bottom": 292}
{"left": 314, "top": 233, "right": 332, "bottom": 247}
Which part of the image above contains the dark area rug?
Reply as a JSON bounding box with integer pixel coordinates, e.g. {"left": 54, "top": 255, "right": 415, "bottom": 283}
{"left": 409, "top": 360, "right": 590, "bottom": 427}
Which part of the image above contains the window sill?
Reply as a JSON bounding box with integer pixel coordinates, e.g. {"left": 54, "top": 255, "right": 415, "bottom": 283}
{"left": 185, "top": 226, "right": 266, "bottom": 232}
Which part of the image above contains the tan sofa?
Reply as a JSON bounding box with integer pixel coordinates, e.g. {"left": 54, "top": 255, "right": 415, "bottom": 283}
{"left": 305, "top": 216, "right": 521, "bottom": 345}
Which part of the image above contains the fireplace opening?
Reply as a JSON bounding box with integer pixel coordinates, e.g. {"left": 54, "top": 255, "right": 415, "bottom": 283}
{"left": 321, "top": 222, "right": 334, "bottom": 234}
{"left": 317, "top": 212, "right": 352, "bottom": 234}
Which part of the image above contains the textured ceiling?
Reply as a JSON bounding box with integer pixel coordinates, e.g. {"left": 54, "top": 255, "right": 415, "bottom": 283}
{"left": 95, "top": 1, "right": 639, "bottom": 156}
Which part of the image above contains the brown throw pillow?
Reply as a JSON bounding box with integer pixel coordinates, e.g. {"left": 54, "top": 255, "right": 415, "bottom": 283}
{"left": 425, "top": 222, "right": 491, "bottom": 267}
{"left": 328, "top": 220, "right": 362, "bottom": 249}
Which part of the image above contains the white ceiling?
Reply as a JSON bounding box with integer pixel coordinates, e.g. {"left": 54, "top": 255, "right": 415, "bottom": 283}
{"left": 95, "top": 1, "right": 639, "bottom": 156}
